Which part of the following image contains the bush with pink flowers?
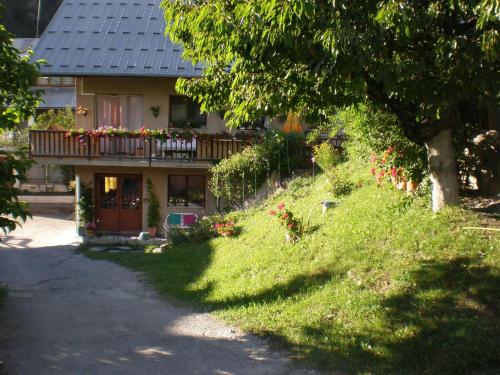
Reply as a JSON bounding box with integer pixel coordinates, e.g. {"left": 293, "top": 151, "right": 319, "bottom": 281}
{"left": 213, "top": 221, "right": 237, "bottom": 237}
{"left": 269, "top": 202, "right": 303, "bottom": 241}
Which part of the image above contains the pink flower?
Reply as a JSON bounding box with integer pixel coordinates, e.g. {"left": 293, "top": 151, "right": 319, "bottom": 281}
{"left": 387, "top": 146, "right": 394, "bottom": 154}
{"left": 370, "top": 167, "right": 376, "bottom": 175}
{"left": 370, "top": 153, "right": 377, "bottom": 163}
{"left": 277, "top": 202, "right": 285, "bottom": 210}
{"left": 288, "top": 223, "right": 294, "bottom": 228}
{"left": 379, "top": 170, "right": 385, "bottom": 177}
{"left": 282, "top": 213, "right": 289, "bottom": 220}
{"left": 391, "top": 167, "right": 397, "bottom": 177}
{"left": 269, "top": 210, "right": 277, "bottom": 216}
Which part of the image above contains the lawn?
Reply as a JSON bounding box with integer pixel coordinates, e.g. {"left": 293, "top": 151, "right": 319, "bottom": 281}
{"left": 86, "top": 161, "right": 500, "bottom": 373}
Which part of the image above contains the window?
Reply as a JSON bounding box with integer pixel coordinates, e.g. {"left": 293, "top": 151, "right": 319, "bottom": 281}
{"left": 97, "top": 95, "right": 143, "bottom": 130}
{"left": 168, "top": 175, "right": 205, "bottom": 207}
{"left": 36, "top": 77, "right": 49, "bottom": 86}
{"left": 36, "top": 76, "right": 75, "bottom": 86}
{"left": 169, "top": 96, "right": 206, "bottom": 128}
{"left": 62, "top": 77, "right": 75, "bottom": 85}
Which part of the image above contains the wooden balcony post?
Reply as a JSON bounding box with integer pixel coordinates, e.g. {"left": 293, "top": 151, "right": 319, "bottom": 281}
{"left": 148, "top": 136, "right": 152, "bottom": 167}
{"left": 28, "top": 130, "right": 32, "bottom": 158}
{"left": 87, "top": 134, "right": 91, "bottom": 160}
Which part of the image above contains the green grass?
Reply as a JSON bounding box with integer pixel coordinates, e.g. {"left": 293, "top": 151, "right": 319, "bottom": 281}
{"left": 86, "top": 161, "right": 500, "bottom": 374}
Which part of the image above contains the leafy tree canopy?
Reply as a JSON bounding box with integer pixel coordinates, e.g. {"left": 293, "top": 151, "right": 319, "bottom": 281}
{"left": 0, "top": 23, "right": 41, "bottom": 234}
{"left": 161, "top": 0, "right": 499, "bottom": 211}
{"left": 161, "top": 0, "right": 498, "bottom": 142}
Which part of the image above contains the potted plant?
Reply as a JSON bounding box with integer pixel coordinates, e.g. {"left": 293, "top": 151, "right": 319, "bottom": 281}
{"left": 146, "top": 178, "right": 161, "bottom": 237}
{"left": 78, "top": 183, "right": 94, "bottom": 235}
{"left": 85, "top": 222, "right": 97, "bottom": 237}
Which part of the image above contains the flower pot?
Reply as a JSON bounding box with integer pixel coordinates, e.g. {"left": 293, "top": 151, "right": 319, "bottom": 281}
{"left": 390, "top": 175, "right": 398, "bottom": 186}
{"left": 407, "top": 180, "right": 419, "bottom": 194}
{"left": 148, "top": 227, "right": 158, "bottom": 237}
{"left": 396, "top": 179, "right": 407, "bottom": 191}
{"left": 86, "top": 229, "right": 95, "bottom": 238}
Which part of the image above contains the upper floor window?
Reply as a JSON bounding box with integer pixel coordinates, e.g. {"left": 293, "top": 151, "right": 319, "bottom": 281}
{"left": 36, "top": 76, "right": 75, "bottom": 87}
{"left": 169, "top": 96, "right": 206, "bottom": 129}
{"left": 96, "top": 95, "right": 143, "bottom": 130}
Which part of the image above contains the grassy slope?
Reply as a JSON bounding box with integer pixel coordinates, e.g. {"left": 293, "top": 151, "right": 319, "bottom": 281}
{"left": 88, "top": 161, "right": 500, "bottom": 373}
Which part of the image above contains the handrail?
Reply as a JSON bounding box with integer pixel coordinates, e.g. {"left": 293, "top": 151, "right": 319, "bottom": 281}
{"left": 28, "top": 129, "right": 248, "bottom": 162}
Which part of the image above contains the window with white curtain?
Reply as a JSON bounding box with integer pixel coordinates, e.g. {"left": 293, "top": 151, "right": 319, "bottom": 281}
{"left": 96, "top": 95, "right": 143, "bottom": 130}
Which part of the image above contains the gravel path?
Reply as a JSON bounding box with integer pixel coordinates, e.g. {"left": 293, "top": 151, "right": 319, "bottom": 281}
{"left": 0, "top": 215, "right": 316, "bottom": 375}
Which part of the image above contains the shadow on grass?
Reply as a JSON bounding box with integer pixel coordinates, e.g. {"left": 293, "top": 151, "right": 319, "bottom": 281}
{"left": 92, "top": 245, "right": 500, "bottom": 373}
{"left": 263, "top": 257, "right": 500, "bottom": 373}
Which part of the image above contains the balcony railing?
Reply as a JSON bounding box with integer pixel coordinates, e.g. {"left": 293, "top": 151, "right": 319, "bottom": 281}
{"left": 29, "top": 130, "right": 250, "bottom": 164}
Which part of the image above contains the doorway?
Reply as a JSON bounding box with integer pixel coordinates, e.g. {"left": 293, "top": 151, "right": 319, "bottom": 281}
{"left": 95, "top": 174, "right": 142, "bottom": 233}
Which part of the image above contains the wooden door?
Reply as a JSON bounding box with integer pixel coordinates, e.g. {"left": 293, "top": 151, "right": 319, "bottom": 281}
{"left": 119, "top": 175, "right": 142, "bottom": 232}
{"left": 95, "top": 174, "right": 142, "bottom": 233}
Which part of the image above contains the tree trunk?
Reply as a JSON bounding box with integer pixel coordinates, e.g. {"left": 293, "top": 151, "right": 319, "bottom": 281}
{"left": 425, "top": 128, "right": 459, "bottom": 212}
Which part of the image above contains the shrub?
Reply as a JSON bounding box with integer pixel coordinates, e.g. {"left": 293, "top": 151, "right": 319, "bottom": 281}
{"left": 313, "top": 142, "right": 341, "bottom": 172}
{"left": 213, "top": 221, "right": 237, "bottom": 237}
{"left": 168, "top": 214, "right": 225, "bottom": 245}
{"left": 146, "top": 178, "right": 161, "bottom": 228}
{"left": 338, "top": 104, "right": 427, "bottom": 181}
{"left": 269, "top": 202, "right": 303, "bottom": 241}
{"left": 210, "top": 131, "right": 305, "bottom": 209}
{"left": 331, "top": 173, "right": 354, "bottom": 196}
{"left": 33, "top": 106, "right": 75, "bottom": 130}
{"left": 78, "top": 183, "right": 94, "bottom": 226}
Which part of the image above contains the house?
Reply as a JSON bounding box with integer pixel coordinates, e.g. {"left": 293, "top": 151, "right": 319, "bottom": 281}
{"left": 14, "top": 38, "right": 76, "bottom": 122}
{"left": 12, "top": 38, "right": 75, "bottom": 189}
{"left": 29, "top": 0, "right": 286, "bottom": 234}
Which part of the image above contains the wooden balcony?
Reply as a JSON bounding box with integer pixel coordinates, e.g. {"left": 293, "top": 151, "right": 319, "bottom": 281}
{"left": 29, "top": 130, "right": 251, "bottom": 167}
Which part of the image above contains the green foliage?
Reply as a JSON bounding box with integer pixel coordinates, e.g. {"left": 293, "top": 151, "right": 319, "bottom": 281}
{"left": 168, "top": 214, "right": 224, "bottom": 245}
{"left": 312, "top": 142, "right": 340, "bottom": 172}
{"left": 331, "top": 172, "right": 354, "bottom": 196}
{"left": 0, "top": 24, "right": 41, "bottom": 233}
{"left": 33, "top": 107, "right": 75, "bottom": 130}
{"left": 0, "top": 148, "right": 33, "bottom": 234}
{"left": 209, "top": 131, "right": 305, "bottom": 208}
{"left": 161, "top": 0, "right": 499, "bottom": 208}
{"left": 161, "top": 0, "right": 497, "bottom": 134}
{"left": 146, "top": 178, "right": 161, "bottom": 228}
{"left": 340, "top": 104, "right": 427, "bottom": 181}
{"left": 78, "top": 183, "right": 94, "bottom": 226}
{"left": 89, "top": 159, "right": 499, "bottom": 373}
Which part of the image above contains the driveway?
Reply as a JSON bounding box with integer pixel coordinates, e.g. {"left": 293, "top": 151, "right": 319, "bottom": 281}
{"left": 0, "top": 215, "right": 315, "bottom": 375}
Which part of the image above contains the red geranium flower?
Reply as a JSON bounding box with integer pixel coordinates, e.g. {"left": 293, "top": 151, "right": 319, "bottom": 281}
{"left": 391, "top": 167, "right": 397, "bottom": 177}
{"left": 370, "top": 153, "right": 377, "bottom": 163}
{"left": 288, "top": 223, "right": 294, "bottom": 228}
{"left": 269, "top": 210, "right": 277, "bottom": 216}
{"left": 370, "top": 167, "right": 376, "bottom": 175}
{"left": 282, "top": 213, "right": 289, "bottom": 220}
{"left": 277, "top": 202, "right": 285, "bottom": 210}
{"left": 387, "top": 146, "right": 394, "bottom": 154}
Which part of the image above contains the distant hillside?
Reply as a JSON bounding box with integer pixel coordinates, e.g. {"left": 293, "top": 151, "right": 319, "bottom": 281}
{"left": 1, "top": 0, "right": 63, "bottom": 37}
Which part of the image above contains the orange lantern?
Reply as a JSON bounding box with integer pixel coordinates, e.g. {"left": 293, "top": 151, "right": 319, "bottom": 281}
{"left": 283, "top": 111, "right": 303, "bottom": 133}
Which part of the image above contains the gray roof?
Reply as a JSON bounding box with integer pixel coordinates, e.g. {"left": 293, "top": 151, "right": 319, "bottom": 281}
{"left": 33, "top": 0, "right": 203, "bottom": 78}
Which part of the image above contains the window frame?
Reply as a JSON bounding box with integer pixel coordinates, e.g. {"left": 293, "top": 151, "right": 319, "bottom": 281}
{"left": 169, "top": 95, "right": 207, "bottom": 129}
{"left": 95, "top": 94, "right": 144, "bottom": 130}
{"left": 167, "top": 175, "right": 206, "bottom": 208}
